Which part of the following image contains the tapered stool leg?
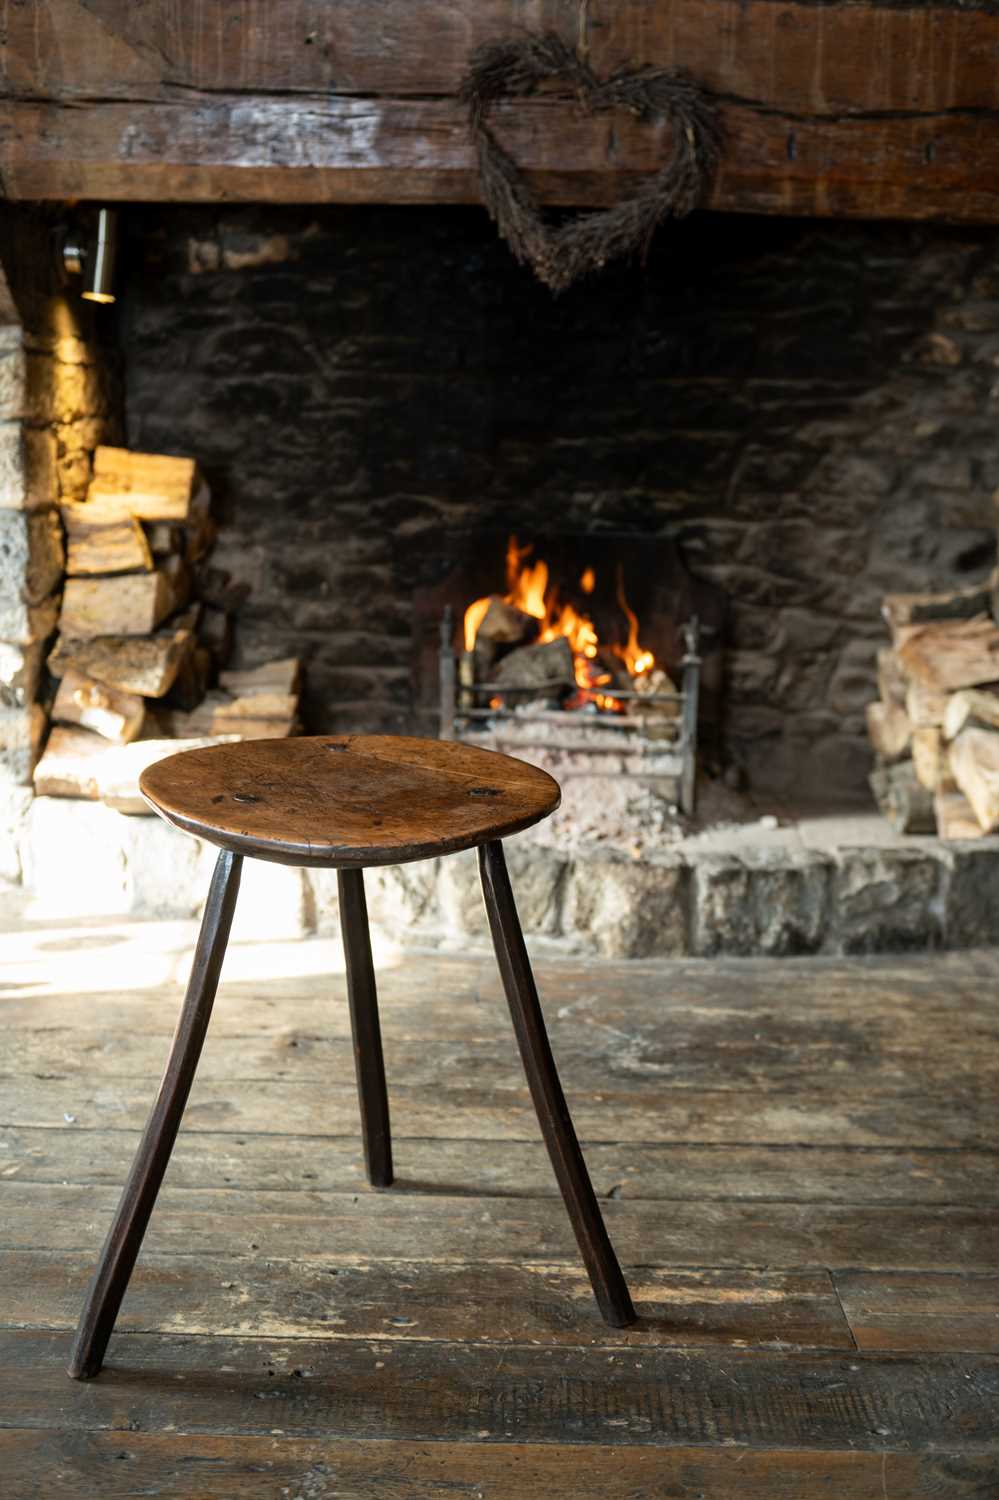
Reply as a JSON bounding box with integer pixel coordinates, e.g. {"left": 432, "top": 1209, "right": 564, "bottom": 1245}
{"left": 338, "top": 867, "right": 393, "bottom": 1187}
{"left": 478, "top": 840, "right": 636, "bottom": 1328}
{"left": 67, "top": 848, "right": 243, "bottom": 1380}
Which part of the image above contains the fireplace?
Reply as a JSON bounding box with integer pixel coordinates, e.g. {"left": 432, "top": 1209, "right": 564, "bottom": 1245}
{"left": 3, "top": 200, "right": 999, "bottom": 955}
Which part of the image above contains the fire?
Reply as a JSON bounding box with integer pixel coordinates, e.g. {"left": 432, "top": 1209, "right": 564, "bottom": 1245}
{"left": 464, "top": 538, "right": 656, "bottom": 710}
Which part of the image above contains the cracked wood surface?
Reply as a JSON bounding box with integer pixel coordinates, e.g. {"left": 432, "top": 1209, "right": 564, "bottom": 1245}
{"left": 1, "top": 0, "right": 998, "bottom": 218}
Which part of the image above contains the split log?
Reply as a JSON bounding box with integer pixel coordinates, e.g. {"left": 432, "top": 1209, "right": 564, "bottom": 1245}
{"left": 211, "top": 690, "right": 298, "bottom": 740}
{"left": 145, "top": 520, "right": 184, "bottom": 557}
{"left": 51, "top": 669, "right": 145, "bottom": 744}
{"left": 492, "top": 636, "right": 576, "bottom": 705}
{"left": 88, "top": 446, "right": 204, "bottom": 522}
{"left": 905, "top": 680, "right": 949, "bottom": 730}
{"left": 219, "top": 658, "right": 301, "bottom": 697}
{"left": 883, "top": 576, "right": 996, "bottom": 637}
{"left": 868, "top": 761, "right": 936, "bottom": 835}
{"left": 934, "top": 789, "right": 987, "bottom": 841}
{"left": 163, "top": 646, "right": 211, "bottom": 713}
{"left": 876, "top": 648, "right": 908, "bottom": 709}
{"left": 865, "top": 700, "right": 911, "bottom": 763}
{"left": 59, "top": 570, "right": 175, "bottom": 638}
{"left": 195, "top": 566, "right": 251, "bottom": 612}
{"left": 911, "top": 728, "right": 951, "bottom": 793}
{"left": 99, "top": 736, "right": 239, "bottom": 814}
{"left": 61, "top": 501, "right": 152, "bottom": 576}
{"left": 32, "top": 726, "right": 106, "bottom": 800}
{"left": 160, "top": 554, "right": 191, "bottom": 619}
{"left": 942, "top": 687, "right": 999, "bottom": 742}
{"left": 948, "top": 729, "right": 999, "bottom": 834}
{"left": 896, "top": 615, "right": 999, "bottom": 694}
{"left": 200, "top": 606, "right": 233, "bottom": 666}
{"left": 47, "top": 629, "right": 193, "bottom": 698}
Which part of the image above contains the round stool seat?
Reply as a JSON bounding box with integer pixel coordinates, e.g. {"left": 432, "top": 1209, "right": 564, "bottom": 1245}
{"left": 139, "top": 733, "right": 561, "bottom": 868}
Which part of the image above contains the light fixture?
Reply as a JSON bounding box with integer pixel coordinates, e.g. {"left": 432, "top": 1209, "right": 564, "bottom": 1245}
{"left": 62, "top": 208, "right": 118, "bottom": 304}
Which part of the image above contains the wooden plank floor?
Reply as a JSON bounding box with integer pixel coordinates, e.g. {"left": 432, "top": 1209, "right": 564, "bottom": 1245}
{"left": 2, "top": 905, "right": 999, "bottom": 1497}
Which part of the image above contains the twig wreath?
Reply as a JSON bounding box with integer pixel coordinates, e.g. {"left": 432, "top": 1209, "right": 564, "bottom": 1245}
{"left": 460, "top": 33, "right": 724, "bottom": 294}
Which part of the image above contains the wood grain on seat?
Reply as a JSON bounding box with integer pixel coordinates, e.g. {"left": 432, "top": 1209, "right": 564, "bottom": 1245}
{"left": 138, "top": 734, "right": 560, "bottom": 867}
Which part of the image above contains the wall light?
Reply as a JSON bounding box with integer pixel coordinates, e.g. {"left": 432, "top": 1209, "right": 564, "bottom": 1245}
{"left": 62, "top": 208, "right": 118, "bottom": 304}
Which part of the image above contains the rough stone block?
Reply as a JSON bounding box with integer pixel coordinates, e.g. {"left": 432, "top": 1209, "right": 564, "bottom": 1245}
{"left": 0, "top": 786, "right": 32, "bottom": 884}
{"left": 0, "top": 703, "right": 45, "bottom": 786}
{"left": 565, "top": 853, "right": 688, "bottom": 958}
{"left": 24, "top": 796, "right": 130, "bottom": 915}
{"left": 942, "top": 843, "right": 999, "bottom": 947}
{"left": 437, "top": 848, "right": 488, "bottom": 938}
{"left": 228, "top": 857, "right": 314, "bottom": 942}
{"left": 439, "top": 843, "right": 567, "bottom": 940}
{"left": 692, "top": 855, "right": 756, "bottom": 957}
{"left": 831, "top": 848, "right": 946, "bottom": 954}
{"left": 0, "top": 640, "right": 43, "bottom": 708}
{"left": 0, "top": 423, "right": 58, "bottom": 509}
{"left": 0, "top": 340, "right": 26, "bottom": 419}
{"left": 123, "top": 815, "right": 216, "bottom": 919}
{"left": 745, "top": 850, "right": 832, "bottom": 957}
{"left": 366, "top": 859, "right": 441, "bottom": 939}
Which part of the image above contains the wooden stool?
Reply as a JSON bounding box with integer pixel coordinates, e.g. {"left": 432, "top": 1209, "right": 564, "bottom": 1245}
{"left": 68, "top": 734, "right": 635, "bottom": 1379}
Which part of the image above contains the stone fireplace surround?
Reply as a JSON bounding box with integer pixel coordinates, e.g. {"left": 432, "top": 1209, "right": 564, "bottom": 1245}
{"left": 3, "top": 202, "right": 999, "bottom": 955}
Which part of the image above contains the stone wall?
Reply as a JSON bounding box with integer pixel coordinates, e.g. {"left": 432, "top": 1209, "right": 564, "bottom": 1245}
{"left": 110, "top": 209, "right": 999, "bottom": 801}
{"left": 0, "top": 209, "right": 120, "bottom": 883}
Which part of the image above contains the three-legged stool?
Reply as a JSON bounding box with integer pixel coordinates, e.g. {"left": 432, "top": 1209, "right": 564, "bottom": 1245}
{"left": 68, "top": 734, "right": 635, "bottom": 1380}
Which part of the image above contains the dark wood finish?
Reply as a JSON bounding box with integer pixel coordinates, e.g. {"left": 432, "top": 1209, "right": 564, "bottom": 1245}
{"left": 834, "top": 1271, "right": 999, "bottom": 1353}
{"left": 337, "top": 867, "right": 393, "bottom": 1187}
{"left": 2, "top": 1430, "right": 995, "bottom": 1500}
{"left": 3, "top": 1, "right": 998, "bottom": 220}
{"left": 139, "top": 734, "right": 560, "bottom": 868}
{"left": 18, "top": 1328, "right": 999, "bottom": 1449}
{"left": 66, "top": 848, "right": 242, "bottom": 1381}
{"left": 479, "top": 839, "right": 635, "bottom": 1328}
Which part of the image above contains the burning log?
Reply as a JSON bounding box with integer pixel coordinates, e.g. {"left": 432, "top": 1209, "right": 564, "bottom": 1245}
{"left": 492, "top": 636, "right": 576, "bottom": 705}
{"left": 470, "top": 597, "right": 539, "bottom": 676}
{"left": 48, "top": 628, "right": 194, "bottom": 699}
{"left": 868, "top": 761, "right": 936, "bottom": 835}
{"left": 627, "top": 666, "right": 681, "bottom": 721}
{"left": 942, "top": 687, "right": 999, "bottom": 741}
{"left": 61, "top": 501, "right": 152, "bottom": 576}
{"left": 947, "top": 728, "right": 999, "bottom": 834}
{"left": 865, "top": 700, "right": 912, "bottom": 762}
{"left": 51, "top": 669, "right": 145, "bottom": 744}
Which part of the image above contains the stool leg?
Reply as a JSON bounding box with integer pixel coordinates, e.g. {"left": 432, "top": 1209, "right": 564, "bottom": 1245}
{"left": 67, "top": 848, "right": 242, "bottom": 1380}
{"left": 478, "top": 840, "right": 636, "bottom": 1328}
{"left": 337, "top": 867, "right": 393, "bottom": 1188}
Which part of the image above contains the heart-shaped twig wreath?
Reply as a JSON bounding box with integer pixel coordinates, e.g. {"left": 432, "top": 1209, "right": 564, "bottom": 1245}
{"left": 460, "top": 33, "right": 724, "bottom": 294}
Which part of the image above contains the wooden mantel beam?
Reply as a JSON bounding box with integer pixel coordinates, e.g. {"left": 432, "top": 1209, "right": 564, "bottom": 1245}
{"left": 2, "top": 0, "right": 998, "bottom": 221}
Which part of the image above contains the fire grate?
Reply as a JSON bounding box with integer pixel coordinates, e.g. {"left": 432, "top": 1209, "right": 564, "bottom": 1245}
{"left": 438, "top": 609, "right": 704, "bottom": 815}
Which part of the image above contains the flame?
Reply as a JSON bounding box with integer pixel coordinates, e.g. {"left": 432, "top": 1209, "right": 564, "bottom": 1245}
{"left": 613, "top": 565, "right": 655, "bottom": 677}
{"left": 463, "top": 538, "right": 656, "bottom": 710}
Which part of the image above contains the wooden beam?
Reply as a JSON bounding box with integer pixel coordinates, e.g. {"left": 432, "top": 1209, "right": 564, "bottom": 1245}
{"left": 0, "top": 1, "right": 997, "bottom": 218}
{"left": 2, "top": 95, "right": 998, "bottom": 220}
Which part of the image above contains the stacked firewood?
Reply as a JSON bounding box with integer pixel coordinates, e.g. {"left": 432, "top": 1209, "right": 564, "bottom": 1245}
{"left": 867, "top": 572, "right": 999, "bottom": 838}
{"left": 33, "top": 446, "right": 300, "bottom": 813}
